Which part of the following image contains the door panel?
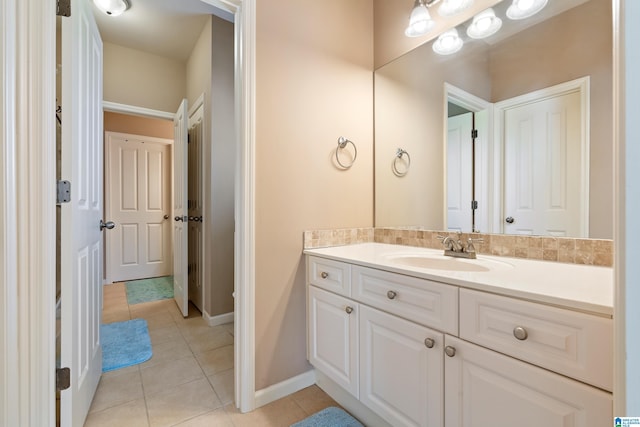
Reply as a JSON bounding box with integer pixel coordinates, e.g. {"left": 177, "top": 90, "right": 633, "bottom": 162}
{"left": 173, "top": 99, "right": 189, "bottom": 316}
{"left": 447, "top": 112, "right": 473, "bottom": 233}
{"left": 60, "top": 0, "right": 103, "bottom": 424}
{"left": 106, "top": 133, "right": 172, "bottom": 282}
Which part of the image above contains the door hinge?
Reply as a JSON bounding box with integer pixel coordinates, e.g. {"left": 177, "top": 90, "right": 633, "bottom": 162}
{"left": 57, "top": 180, "right": 71, "bottom": 204}
{"left": 471, "top": 200, "right": 478, "bottom": 210}
{"left": 471, "top": 129, "right": 478, "bottom": 139}
{"left": 57, "top": 0, "right": 71, "bottom": 17}
{"left": 56, "top": 367, "right": 71, "bottom": 391}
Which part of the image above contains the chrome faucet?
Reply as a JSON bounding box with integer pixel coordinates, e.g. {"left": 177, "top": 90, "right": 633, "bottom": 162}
{"left": 438, "top": 233, "right": 483, "bottom": 259}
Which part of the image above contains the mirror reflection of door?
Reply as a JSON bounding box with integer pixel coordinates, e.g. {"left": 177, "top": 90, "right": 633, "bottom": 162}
{"left": 447, "top": 108, "right": 474, "bottom": 233}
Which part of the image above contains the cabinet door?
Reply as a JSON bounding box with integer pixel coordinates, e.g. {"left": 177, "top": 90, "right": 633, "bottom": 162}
{"left": 308, "top": 286, "right": 359, "bottom": 397}
{"left": 360, "top": 305, "right": 443, "bottom": 427}
{"left": 444, "top": 336, "right": 612, "bottom": 427}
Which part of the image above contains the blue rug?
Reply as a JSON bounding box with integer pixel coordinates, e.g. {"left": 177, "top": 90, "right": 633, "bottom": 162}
{"left": 291, "top": 407, "right": 363, "bottom": 427}
{"left": 125, "top": 276, "right": 173, "bottom": 305}
{"left": 101, "top": 319, "right": 152, "bottom": 372}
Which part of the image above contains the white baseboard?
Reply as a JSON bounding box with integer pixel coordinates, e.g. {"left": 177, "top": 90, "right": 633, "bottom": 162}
{"left": 204, "top": 311, "right": 234, "bottom": 327}
{"left": 254, "top": 370, "right": 316, "bottom": 409}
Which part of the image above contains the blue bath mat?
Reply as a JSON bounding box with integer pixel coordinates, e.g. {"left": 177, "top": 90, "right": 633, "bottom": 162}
{"left": 101, "top": 319, "right": 152, "bottom": 372}
{"left": 125, "top": 276, "right": 173, "bottom": 305}
{"left": 291, "top": 407, "right": 363, "bottom": 427}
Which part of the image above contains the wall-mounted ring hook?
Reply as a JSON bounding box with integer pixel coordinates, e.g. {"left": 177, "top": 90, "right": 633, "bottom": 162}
{"left": 335, "top": 136, "right": 357, "bottom": 169}
{"left": 393, "top": 148, "right": 411, "bottom": 177}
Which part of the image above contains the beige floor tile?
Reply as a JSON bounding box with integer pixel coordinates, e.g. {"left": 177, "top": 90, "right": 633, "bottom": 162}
{"left": 208, "top": 369, "right": 234, "bottom": 406}
{"left": 102, "top": 308, "right": 131, "bottom": 324}
{"left": 172, "top": 408, "right": 234, "bottom": 427}
{"left": 148, "top": 323, "right": 182, "bottom": 345}
{"left": 146, "top": 378, "right": 222, "bottom": 427}
{"left": 288, "top": 385, "right": 338, "bottom": 416}
{"left": 84, "top": 398, "right": 149, "bottom": 427}
{"left": 141, "top": 356, "right": 205, "bottom": 396}
{"left": 176, "top": 318, "right": 213, "bottom": 339}
{"left": 100, "top": 364, "right": 139, "bottom": 380}
{"left": 89, "top": 368, "right": 144, "bottom": 413}
{"left": 137, "top": 311, "right": 177, "bottom": 330}
{"left": 185, "top": 328, "right": 234, "bottom": 354}
{"left": 224, "top": 396, "right": 307, "bottom": 427}
{"left": 129, "top": 299, "right": 176, "bottom": 318}
{"left": 141, "top": 336, "right": 193, "bottom": 368}
{"left": 194, "top": 345, "right": 234, "bottom": 376}
{"left": 220, "top": 322, "right": 234, "bottom": 336}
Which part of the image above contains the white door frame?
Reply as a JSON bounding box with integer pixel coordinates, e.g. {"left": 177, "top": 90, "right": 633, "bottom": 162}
{"left": 104, "top": 131, "right": 173, "bottom": 285}
{"left": 493, "top": 76, "right": 590, "bottom": 236}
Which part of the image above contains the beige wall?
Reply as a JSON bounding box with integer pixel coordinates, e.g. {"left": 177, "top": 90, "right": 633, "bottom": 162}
{"left": 373, "top": 0, "right": 501, "bottom": 68}
{"left": 255, "top": 0, "right": 374, "bottom": 390}
{"left": 208, "top": 16, "right": 235, "bottom": 317}
{"left": 489, "top": 0, "right": 612, "bottom": 238}
{"left": 186, "top": 19, "right": 212, "bottom": 108}
{"left": 103, "top": 111, "right": 173, "bottom": 139}
{"left": 103, "top": 42, "right": 186, "bottom": 112}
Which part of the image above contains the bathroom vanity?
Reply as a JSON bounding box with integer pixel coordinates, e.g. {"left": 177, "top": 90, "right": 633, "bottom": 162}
{"left": 304, "top": 243, "right": 613, "bottom": 427}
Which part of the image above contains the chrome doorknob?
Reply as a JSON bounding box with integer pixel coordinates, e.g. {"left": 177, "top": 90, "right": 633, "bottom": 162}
{"left": 505, "top": 216, "right": 515, "bottom": 224}
{"left": 100, "top": 220, "right": 115, "bottom": 231}
{"left": 175, "top": 216, "right": 183, "bottom": 222}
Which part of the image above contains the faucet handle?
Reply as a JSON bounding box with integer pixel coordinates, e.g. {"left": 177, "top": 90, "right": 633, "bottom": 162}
{"left": 465, "top": 237, "right": 484, "bottom": 253}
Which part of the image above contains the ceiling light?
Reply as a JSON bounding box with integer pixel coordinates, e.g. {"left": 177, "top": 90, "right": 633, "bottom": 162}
{"left": 93, "top": 0, "right": 130, "bottom": 16}
{"left": 433, "top": 28, "right": 464, "bottom": 55}
{"left": 506, "top": 0, "right": 548, "bottom": 20}
{"left": 405, "top": 0, "right": 436, "bottom": 38}
{"left": 466, "top": 8, "right": 502, "bottom": 39}
{"left": 438, "top": 0, "right": 474, "bottom": 17}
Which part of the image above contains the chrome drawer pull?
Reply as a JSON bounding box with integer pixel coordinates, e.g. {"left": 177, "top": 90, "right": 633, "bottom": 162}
{"left": 424, "top": 338, "right": 435, "bottom": 349}
{"left": 345, "top": 306, "right": 353, "bottom": 314}
{"left": 513, "top": 326, "right": 528, "bottom": 341}
{"left": 444, "top": 346, "right": 456, "bottom": 357}
{"left": 320, "top": 272, "right": 329, "bottom": 279}
{"left": 387, "top": 290, "right": 397, "bottom": 300}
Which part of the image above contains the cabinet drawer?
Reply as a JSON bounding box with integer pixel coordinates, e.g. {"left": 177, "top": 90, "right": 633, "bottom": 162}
{"left": 308, "top": 256, "right": 351, "bottom": 297}
{"left": 352, "top": 265, "right": 458, "bottom": 334}
{"left": 459, "top": 289, "right": 613, "bottom": 391}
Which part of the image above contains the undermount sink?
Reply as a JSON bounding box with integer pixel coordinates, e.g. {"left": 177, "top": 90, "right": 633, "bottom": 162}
{"left": 384, "top": 253, "right": 513, "bottom": 272}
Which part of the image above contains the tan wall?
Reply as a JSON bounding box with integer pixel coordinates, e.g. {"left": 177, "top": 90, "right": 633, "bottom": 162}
{"left": 186, "top": 19, "right": 212, "bottom": 109}
{"left": 489, "top": 0, "right": 612, "bottom": 238}
{"left": 373, "top": 0, "right": 500, "bottom": 68}
{"left": 208, "top": 16, "right": 235, "bottom": 317}
{"left": 103, "top": 42, "right": 186, "bottom": 112}
{"left": 103, "top": 111, "right": 173, "bottom": 139}
{"left": 255, "top": 0, "right": 374, "bottom": 390}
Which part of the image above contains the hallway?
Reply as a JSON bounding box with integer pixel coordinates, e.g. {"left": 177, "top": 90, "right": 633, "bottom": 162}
{"left": 85, "top": 284, "right": 336, "bottom": 426}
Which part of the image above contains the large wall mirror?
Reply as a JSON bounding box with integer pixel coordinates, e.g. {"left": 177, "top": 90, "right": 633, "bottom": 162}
{"left": 374, "top": 0, "right": 612, "bottom": 239}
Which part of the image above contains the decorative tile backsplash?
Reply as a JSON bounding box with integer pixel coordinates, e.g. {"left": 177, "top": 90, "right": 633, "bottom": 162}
{"left": 303, "top": 227, "right": 613, "bottom": 267}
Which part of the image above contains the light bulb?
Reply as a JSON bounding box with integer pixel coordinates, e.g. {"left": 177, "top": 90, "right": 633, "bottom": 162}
{"left": 506, "top": 0, "right": 548, "bottom": 20}
{"left": 466, "top": 8, "right": 502, "bottom": 39}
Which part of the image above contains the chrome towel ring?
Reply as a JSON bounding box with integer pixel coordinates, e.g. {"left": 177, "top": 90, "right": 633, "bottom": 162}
{"left": 393, "top": 148, "right": 411, "bottom": 177}
{"left": 335, "top": 136, "right": 357, "bottom": 169}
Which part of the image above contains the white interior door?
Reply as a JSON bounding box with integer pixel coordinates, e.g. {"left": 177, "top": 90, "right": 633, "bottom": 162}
{"left": 60, "top": 0, "right": 104, "bottom": 424}
{"left": 173, "top": 99, "right": 189, "bottom": 316}
{"left": 106, "top": 132, "right": 172, "bottom": 283}
{"left": 503, "top": 91, "right": 583, "bottom": 236}
{"left": 447, "top": 112, "right": 473, "bottom": 232}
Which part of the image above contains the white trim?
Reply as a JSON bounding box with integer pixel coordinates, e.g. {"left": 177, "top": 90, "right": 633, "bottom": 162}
{"left": 188, "top": 93, "right": 205, "bottom": 119}
{"left": 204, "top": 311, "right": 234, "bottom": 326}
{"left": 493, "top": 76, "right": 590, "bottom": 237}
{"left": 254, "top": 370, "right": 316, "bottom": 409}
{"left": 103, "top": 101, "right": 174, "bottom": 120}
{"left": 443, "top": 83, "right": 493, "bottom": 234}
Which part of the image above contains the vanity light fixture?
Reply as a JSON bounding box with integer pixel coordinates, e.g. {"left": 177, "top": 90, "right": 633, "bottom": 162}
{"left": 466, "top": 8, "right": 502, "bottom": 39}
{"left": 405, "top": 0, "right": 436, "bottom": 38}
{"left": 433, "top": 28, "right": 464, "bottom": 55}
{"left": 438, "top": 0, "right": 474, "bottom": 17}
{"left": 93, "top": 0, "right": 130, "bottom": 16}
{"left": 506, "top": 0, "right": 548, "bottom": 20}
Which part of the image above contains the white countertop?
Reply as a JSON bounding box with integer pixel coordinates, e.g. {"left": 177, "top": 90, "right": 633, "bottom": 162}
{"left": 304, "top": 243, "right": 613, "bottom": 317}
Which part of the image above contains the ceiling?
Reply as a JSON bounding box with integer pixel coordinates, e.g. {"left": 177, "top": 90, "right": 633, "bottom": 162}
{"left": 91, "top": 0, "right": 233, "bottom": 62}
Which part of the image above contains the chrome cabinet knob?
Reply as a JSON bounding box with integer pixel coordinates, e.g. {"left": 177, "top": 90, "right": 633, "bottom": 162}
{"left": 424, "top": 338, "right": 435, "bottom": 349}
{"left": 387, "top": 290, "right": 397, "bottom": 300}
{"left": 99, "top": 220, "right": 115, "bottom": 231}
{"left": 444, "top": 346, "right": 456, "bottom": 357}
{"left": 320, "top": 272, "right": 329, "bottom": 279}
{"left": 505, "top": 216, "right": 515, "bottom": 224}
{"left": 345, "top": 306, "right": 353, "bottom": 314}
{"left": 513, "top": 326, "right": 528, "bottom": 341}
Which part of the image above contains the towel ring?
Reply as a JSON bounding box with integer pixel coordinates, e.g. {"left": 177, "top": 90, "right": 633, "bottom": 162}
{"left": 335, "top": 136, "right": 357, "bottom": 169}
{"left": 392, "top": 148, "right": 411, "bottom": 177}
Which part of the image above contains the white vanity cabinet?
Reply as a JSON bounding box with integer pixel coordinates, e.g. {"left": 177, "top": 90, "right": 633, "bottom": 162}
{"left": 443, "top": 335, "right": 612, "bottom": 427}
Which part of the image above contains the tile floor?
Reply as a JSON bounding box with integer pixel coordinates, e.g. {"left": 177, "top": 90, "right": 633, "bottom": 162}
{"left": 86, "top": 283, "right": 338, "bottom": 427}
